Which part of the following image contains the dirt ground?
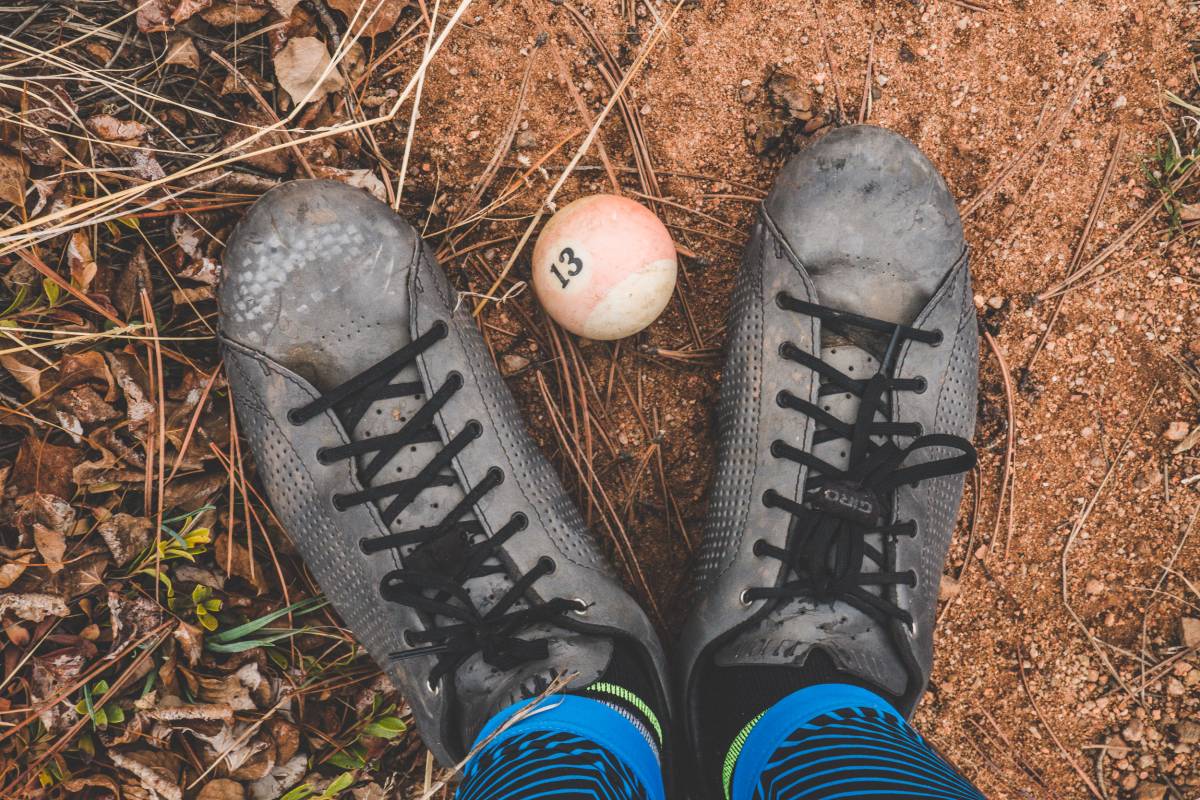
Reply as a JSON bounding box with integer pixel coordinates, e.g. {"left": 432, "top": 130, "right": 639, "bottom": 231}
{"left": 1, "top": 0, "right": 1199, "bottom": 798}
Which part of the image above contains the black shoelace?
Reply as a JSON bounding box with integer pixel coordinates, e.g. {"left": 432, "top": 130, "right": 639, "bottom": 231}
{"left": 749, "top": 292, "right": 976, "bottom": 627}
{"left": 289, "top": 320, "right": 577, "bottom": 689}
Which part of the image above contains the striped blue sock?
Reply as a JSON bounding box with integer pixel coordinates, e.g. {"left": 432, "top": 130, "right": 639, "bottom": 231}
{"left": 457, "top": 694, "right": 665, "bottom": 800}
{"left": 730, "top": 684, "right": 985, "bottom": 800}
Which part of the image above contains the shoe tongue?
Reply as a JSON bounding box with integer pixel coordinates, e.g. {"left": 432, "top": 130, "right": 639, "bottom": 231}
{"left": 712, "top": 336, "right": 907, "bottom": 696}
{"left": 455, "top": 632, "right": 613, "bottom": 748}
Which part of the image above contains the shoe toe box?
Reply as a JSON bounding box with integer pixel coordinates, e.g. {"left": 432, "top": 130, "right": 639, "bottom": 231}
{"left": 765, "top": 125, "right": 964, "bottom": 325}
{"left": 220, "top": 179, "right": 420, "bottom": 388}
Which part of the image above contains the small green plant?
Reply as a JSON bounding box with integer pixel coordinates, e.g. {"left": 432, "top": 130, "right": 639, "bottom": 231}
{"left": 1143, "top": 136, "right": 1200, "bottom": 231}
{"left": 74, "top": 680, "right": 124, "bottom": 730}
{"left": 188, "top": 584, "right": 223, "bottom": 631}
{"left": 322, "top": 696, "right": 407, "bottom": 771}
{"left": 205, "top": 596, "right": 328, "bottom": 653}
{"left": 280, "top": 771, "right": 355, "bottom": 800}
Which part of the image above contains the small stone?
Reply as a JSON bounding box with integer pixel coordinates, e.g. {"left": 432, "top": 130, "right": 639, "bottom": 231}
{"left": 1165, "top": 421, "right": 1190, "bottom": 441}
{"left": 1085, "top": 578, "right": 1105, "bottom": 595}
{"left": 939, "top": 574, "right": 961, "bottom": 601}
{"left": 1182, "top": 617, "right": 1200, "bottom": 649}
{"left": 1176, "top": 720, "right": 1200, "bottom": 744}
{"left": 1124, "top": 720, "right": 1145, "bottom": 743}
{"left": 466, "top": 130, "right": 481, "bottom": 141}
{"left": 1121, "top": 774, "right": 1139, "bottom": 792}
{"left": 1167, "top": 677, "right": 1185, "bottom": 696}
{"left": 1105, "top": 734, "right": 1131, "bottom": 758}
{"left": 986, "top": 296, "right": 1004, "bottom": 309}
{"left": 1188, "top": 339, "right": 1200, "bottom": 356}
{"left": 515, "top": 130, "right": 537, "bottom": 149}
{"left": 1134, "top": 782, "right": 1167, "bottom": 800}
{"left": 501, "top": 354, "right": 530, "bottom": 375}
{"left": 1113, "top": 94, "right": 1128, "bottom": 109}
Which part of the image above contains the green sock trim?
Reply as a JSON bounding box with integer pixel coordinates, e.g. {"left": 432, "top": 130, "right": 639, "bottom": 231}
{"left": 585, "top": 682, "right": 663, "bottom": 745}
{"left": 723, "top": 712, "right": 765, "bottom": 800}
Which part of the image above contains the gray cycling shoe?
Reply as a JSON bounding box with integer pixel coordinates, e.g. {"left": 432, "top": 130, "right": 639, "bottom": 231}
{"left": 680, "top": 125, "right": 978, "bottom": 796}
{"left": 219, "top": 180, "right": 670, "bottom": 767}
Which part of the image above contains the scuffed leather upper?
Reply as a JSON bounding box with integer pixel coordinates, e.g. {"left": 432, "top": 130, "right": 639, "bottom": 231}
{"left": 681, "top": 126, "right": 978, "bottom": 773}
{"left": 219, "top": 180, "right": 669, "bottom": 766}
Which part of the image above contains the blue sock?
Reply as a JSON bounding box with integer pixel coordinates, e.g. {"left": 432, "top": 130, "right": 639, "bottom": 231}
{"left": 729, "top": 684, "right": 985, "bottom": 800}
{"left": 457, "top": 694, "right": 665, "bottom": 800}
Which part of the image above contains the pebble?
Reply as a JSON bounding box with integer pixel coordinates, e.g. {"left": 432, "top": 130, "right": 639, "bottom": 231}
{"left": 1134, "top": 782, "right": 1167, "bottom": 800}
{"left": 1181, "top": 617, "right": 1200, "bottom": 649}
{"left": 1085, "top": 578, "right": 1105, "bottom": 595}
{"left": 1165, "top": 421, "right": 1190, "bottom": 441}
{"left": 501, "top": 354, "right": 530, "bottom": 375}
{"left": 1176, "top": 720, "right": 1200, "bottom": 745}
{"left": 1113, "top": 94, "right": 1128, "bottom": 109}
{"left": 1124, "top": 720, "right": 1145, "bottom": 743}
{"left": 939, "top": 574, "right": 961, "bottom": 601}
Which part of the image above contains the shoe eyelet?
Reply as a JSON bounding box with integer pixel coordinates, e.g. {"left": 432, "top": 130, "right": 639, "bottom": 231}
{"left": 486, "top": 466, "right": 505, "bottom": 485}
{"left": 762, "top": 489, "right": 778, "bottom": 508}
{"left": 537, "top": 556, "right": 557, "bottom": 575}
{"left": 769, "top": 440, "right": 786, "bottom": 457}
{"left": 775, "top": 391, "right": 790, "bottom": 408}
{"left": 774, "top": 292, "right": 788, "bottom": 309}
{"left": 739, "top": 589, "right": 754, "bottom": 606}
{"left": 431, "top": 320, "right": 449, "bottom": 337}
{"left": 358, "top": 537, "right": 370, "bottom": 553}
{"left": 912, "top": 422, "right": 925, "bottom": 437}
{"left": 403, "top": 630, "right": 417, "bottom": 647}
{"left": 512, "top": 512, "right": 529, "bottom": 530}
{"left": 316, "top": 447, "right": 334, "bottom": 465}
{"left": 427, "top": 678, "right": 441, "bottom": 695}
{"left": 928, "top": 329, "right": 944, "bottom": 347}
{"left": 913, "top": 376, "right": 928, "bottom": 394}
{"left": 287, "top": 408, "right": 305, "bottom": 425}
{"left": 572, "top": 598, "right": 590, "bottom": 615}
{"left": 752, "top": 539, "right": 768, "bottom": 557}
{"left": 331, "top": 494, "right": 349, "bottom": 512}
{"left": 447, "top": 371, "right": 465, "bottom": 389}
{"left": 465, "top": 420, "right": 483, "bottom": 438}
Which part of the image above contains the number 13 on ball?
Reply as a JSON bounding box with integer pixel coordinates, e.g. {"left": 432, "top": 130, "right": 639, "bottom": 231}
{"left": 532, "top": 194, "right": 678, "bottom": 341}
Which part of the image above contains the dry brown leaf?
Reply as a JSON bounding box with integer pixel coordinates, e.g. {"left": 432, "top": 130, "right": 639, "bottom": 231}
{"left": 0, "top": 148, "right": 27, "bottom": 206}
{"left": 110, "top": 749, "right": 183, "bottom": 800}
{"left": 215, "top": 533, "right": 264, "bottom": 591}
{"left": 48, "top": 551, "right": 110, "bottom": 599}
{"left": 174, "top": 621, "right": 205, "bottom": 666}
{"left": 220, "top": 110, "right": 292, "bottom": 174}
{"left": 269, "top": 718, "right": 301, "bottom": 764}
{"left": 165, "top": 35, "right": 201, "bottom": 69}
{"left": 1179, "top": 203, "right": 1200, "bottom": 222}
{"left": 145, "top": 702, "right": 236, "bottom": 724}
{"left": 60, "top": 350, "right": 116, "bottom": 399}
{"left": 0, "top": 548, "right": 33, "bottom": 589}
{"left": 197, "top": 663, "right": 262, "bottom": 711}
{"left": 107, "top": 351, "right": 155, "bottom": 430}
{"left": 0, "top": 353, "right": 43, "bottom": 396}
{"left": 61, "top": 775, "right": 122, "bottom": 797}
{"left": 180, "top": 257, "right": 222, "bottom": 286}
{"left": 0, "top": 592, "right": 70, "bottom": 622}
{"left": 12, "top": 439, "right": 81, "bottom": 499}
{"left": 33, "top": 523, "right": 66, "bottom": 573}
{"left": 202, "top": 2, "right": 270, "bottom": 26}
{"left": 310, "top": 166, "right": 386, "bottom": 201}
{"left": 86, "top": 114, "right": 150, "bottom": 144}
{"left": 219, "top": 65, "right": 274, "bottom": 97}
{"left": 115, "top": 245, "right": 153, "bottom": 320}
{"left": 327, "top": 0, "right": 407, "bottom": 37}
{"left": 108, "top": 589, "right": 165, "bottom": 650}
{"left": 197, "top": 778, "right": 246, "bottom": 800}
{"left": 172, "top": 285, "right": 216, "bottom": 304}
{"left": 270, "top": 0, "right": 302, "bottom": 15}
{"left": 56, "top": 385, "right": 121, "bottom": 424}
{"left": 13, "top": 492, "right": 76, "bottom": 536}
{"left": 274, "top": 37, "right": 345, "bottom": 106}
{"left": 249, "top": 754, "right": 306, "bottom": 800}
{"left": 30, "top": 647, "right": 87, "bottom": 731}
{"left": 67, "top": 231, "right": 98, "bottom": 291}
{"left": 98, "top": 513, "right": 154, "bottom": 565}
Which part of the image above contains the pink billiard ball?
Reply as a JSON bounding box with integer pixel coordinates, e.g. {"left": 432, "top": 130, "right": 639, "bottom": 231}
{"left": 531, "top": 194, "right": 677, "bottom": 340}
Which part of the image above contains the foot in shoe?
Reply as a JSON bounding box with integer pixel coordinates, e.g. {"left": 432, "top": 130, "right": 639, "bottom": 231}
{"left": 218, "top": 180, "right": 671, "bottom": 768}
{"left": 679, "top": 125, "right": 979, "bottom": 798}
